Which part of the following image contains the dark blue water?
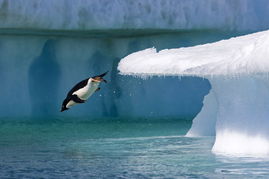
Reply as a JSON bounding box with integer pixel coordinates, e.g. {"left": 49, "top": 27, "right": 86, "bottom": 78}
{"left": 1, "top": 118, "right": 269, "bottom": 178}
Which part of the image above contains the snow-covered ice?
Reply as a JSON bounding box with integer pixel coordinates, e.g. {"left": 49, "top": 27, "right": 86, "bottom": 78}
{"left": 118, "top": 30, "right": 269, "bottom": 156}
{"left": 118, "top": 30, "right": 269, "bottom": 77}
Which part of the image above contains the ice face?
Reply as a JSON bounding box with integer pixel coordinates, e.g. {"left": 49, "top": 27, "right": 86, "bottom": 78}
{"left": 186, "top": 88, "right": 217, "bottom": 137}
{"left": 0, "top": 0, "right": 269, "bottom": 31}
{"left": 211, "top": 76, "right": 269, "bottom": 156}
{"left": 0, "top": 31, "right": 221, "bottom": 118}
{"left": 118, "top": 30, "right": 269, "bottom": 156}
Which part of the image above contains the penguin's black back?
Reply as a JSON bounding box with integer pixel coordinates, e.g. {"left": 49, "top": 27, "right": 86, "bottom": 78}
{"left": 66, "top": 71, "right": 108, "bottom": 97}
{"left": 67, "top": 78, "right": 89, "bottom": 97}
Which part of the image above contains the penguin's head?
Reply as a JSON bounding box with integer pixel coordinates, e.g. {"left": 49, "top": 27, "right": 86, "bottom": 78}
{"left": 91, "top": 77, "right": 101, "bottom": 83}
{"left": 91, "top": 77, "right": 107, "bottom": 83}
{"left": 91, "top": 71, "right": 108, "bottom": 83}
{"left": 61, "top": 99, "right": 69, "bottom": 112}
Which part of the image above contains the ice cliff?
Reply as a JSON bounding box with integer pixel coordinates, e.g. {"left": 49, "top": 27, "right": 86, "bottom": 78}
{"left": 0, "top": 0, "right": 269, "bottom": 31}
{"left": 0, "top": 33, "right": 213, "bottom": 118}
{"left": 118, "top": 30, "right": 269, "bottom": 156}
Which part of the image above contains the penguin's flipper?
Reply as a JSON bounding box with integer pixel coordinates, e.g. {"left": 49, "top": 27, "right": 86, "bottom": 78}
{"left": 95, "top": 87, "right": 101, "bottom": 92}
{"left": 71, "top": 95, "right": 85, "bottom": 103}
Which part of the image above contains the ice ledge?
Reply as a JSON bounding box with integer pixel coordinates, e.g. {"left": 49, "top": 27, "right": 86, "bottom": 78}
{"left": 118, "top": 30, "right": 269, "bottom": 77}
{"left": 118, "top": 30, "right": 269, "bottom": 156}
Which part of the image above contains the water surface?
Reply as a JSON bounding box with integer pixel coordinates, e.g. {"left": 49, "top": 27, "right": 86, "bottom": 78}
{"left": 1, "top": 118, "right": 269, "bottom": 178}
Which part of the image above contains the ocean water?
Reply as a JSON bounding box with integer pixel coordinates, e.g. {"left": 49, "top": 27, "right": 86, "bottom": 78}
{"left": 1, "top": 118, "right": 269, "bottom": 179}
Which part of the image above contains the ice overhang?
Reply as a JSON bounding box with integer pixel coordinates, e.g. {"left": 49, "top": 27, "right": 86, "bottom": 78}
{"left": 118, "top": 30, "right": 269, "bottom": 77}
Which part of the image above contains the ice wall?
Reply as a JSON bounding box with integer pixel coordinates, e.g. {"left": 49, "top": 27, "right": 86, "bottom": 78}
{"left": 0, "top": 0, "right": 269, "bottom": 31}
{"left": 0, "top": 31, "right": 221, "bottom": 119}
{"left": 118, "top": 30, "right": 269, "bottom": 155}
{"left": 211, "top": 77, "right": 269, "bottom": 155}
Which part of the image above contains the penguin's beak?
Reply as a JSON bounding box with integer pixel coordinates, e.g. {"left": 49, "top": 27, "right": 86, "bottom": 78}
{"left": 61, "top": 107, "right": 68, "bottom": 112}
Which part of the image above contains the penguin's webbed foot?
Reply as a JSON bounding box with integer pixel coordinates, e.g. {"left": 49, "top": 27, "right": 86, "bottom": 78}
{"left": 95, "top": 87, "right": 101, "bottom": 92}
{"left": 71, "top": 95, "right": 85, "bottom": 103}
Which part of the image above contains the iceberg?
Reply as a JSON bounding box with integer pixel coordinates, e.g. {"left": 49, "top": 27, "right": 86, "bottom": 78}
{"left": 0, "top": 0, "right": 269, "bottom": 31}
{"left": 118, "top": 30, "right": 269, "bottom": 156}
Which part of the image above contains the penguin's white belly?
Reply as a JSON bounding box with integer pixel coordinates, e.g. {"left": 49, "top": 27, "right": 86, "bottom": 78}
{"left": 67, "top": 85, "right": 97, "bottom": 108}
{"left": 66, "top": 100, "right": 76, "bottom": 108}
{"left": 73, "top": 83, "right": 99, "bottom": 100}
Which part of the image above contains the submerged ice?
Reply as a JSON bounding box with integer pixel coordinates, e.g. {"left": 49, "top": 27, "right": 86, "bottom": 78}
{"left": 118, "top": 30, "right": 269, "bottom": 156}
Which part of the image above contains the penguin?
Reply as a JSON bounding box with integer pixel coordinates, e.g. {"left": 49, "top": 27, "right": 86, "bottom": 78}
{"left": 61, "top": 71, "right": 108, "bottom": 112}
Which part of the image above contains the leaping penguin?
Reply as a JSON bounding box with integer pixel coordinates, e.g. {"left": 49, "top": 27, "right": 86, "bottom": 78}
{"left": 61, "top": 71, "right": 108, "bottom": 112}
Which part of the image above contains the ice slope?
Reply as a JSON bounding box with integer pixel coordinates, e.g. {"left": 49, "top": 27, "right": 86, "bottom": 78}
{"left": 118, "top": 30, "right": 269, "bottom": 156}
{"left": 0, "top": 0, "right": 269, "bottom": 31}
